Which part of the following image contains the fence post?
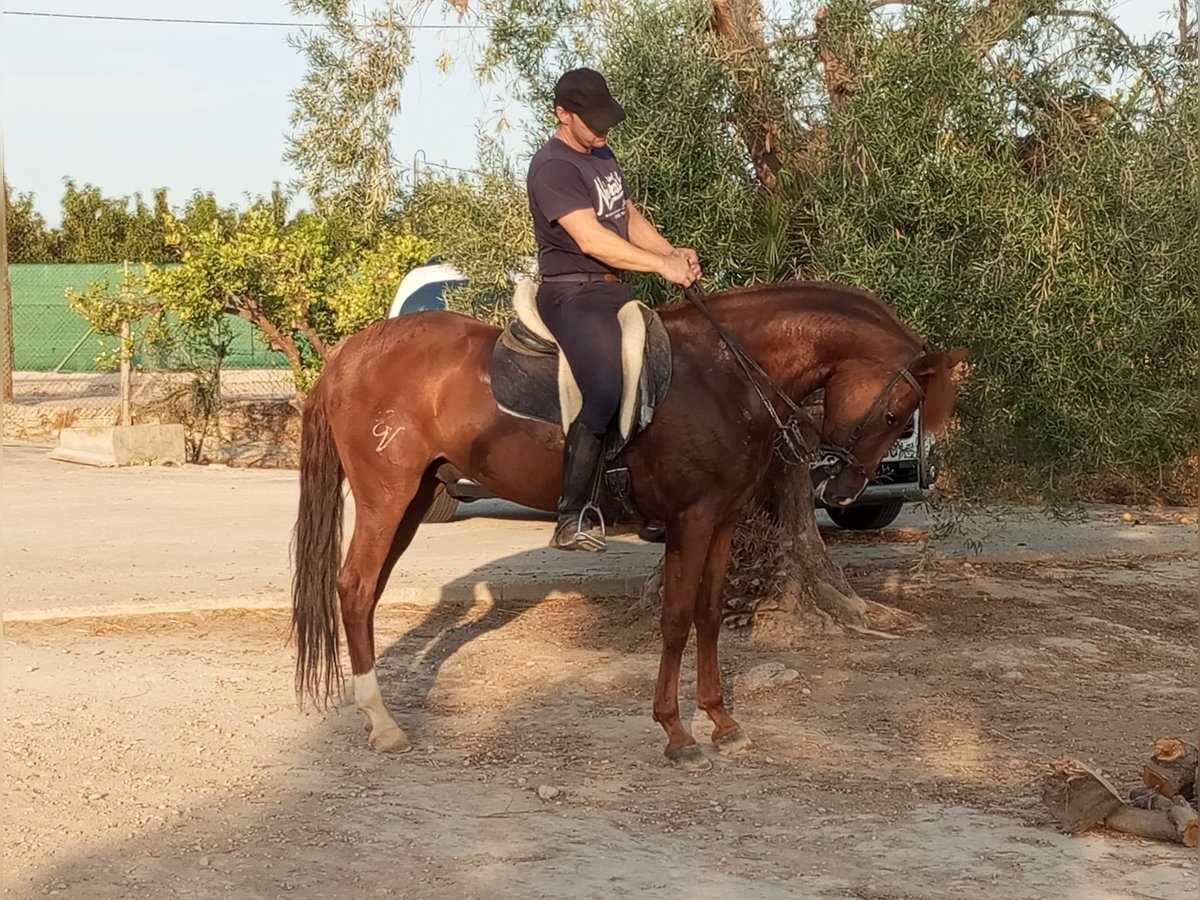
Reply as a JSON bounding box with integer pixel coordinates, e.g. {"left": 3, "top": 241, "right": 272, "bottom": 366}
{"left": 1, "top": 169, "right": 14, "bottom": 405}
{"left": 120, "top": 261, "right": 132, "bottom": 426}
{"left": 120, "top": 319, "right": 132, "bottom": 427}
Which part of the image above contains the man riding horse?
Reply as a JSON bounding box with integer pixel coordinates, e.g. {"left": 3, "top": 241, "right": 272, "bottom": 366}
{"left": 291, "top": 68, "right": 968, "bottom": 766}
{"left": 527, "top": 68, "right": 702, "bottom": 552}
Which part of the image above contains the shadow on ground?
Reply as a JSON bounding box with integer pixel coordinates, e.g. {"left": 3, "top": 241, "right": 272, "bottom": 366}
{"left": 6, "top": 543, "right": 1196, "bottom": 900}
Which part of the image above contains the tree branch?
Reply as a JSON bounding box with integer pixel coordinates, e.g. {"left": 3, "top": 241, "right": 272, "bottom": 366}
{"left": 1043, "top": 8, "right": 1167, "bottom": 110}
{"left": 766, "top": 0, "right": 923, "bottom": 48}
{"left": 709, "top": 0, "right": 791, "bottom": 191}
{"left": 295, "top": 319, "right": 330, "bottom": 360}
{"left": 223, "top": 293, "right": 305, "bottom": 375}
{"left": 775, "top": 1, "right": 1169, "bottom": 114}
{"left": 1180, "top": 0, "right": 1196, "bottom": 59}
{"left": 292, "top": 283, "right": 330, "bottom": 361}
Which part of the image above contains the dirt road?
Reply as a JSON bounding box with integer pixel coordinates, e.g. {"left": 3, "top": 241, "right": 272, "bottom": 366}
{"left": 3, "top": 441, "right": 1197, "bottom": 898}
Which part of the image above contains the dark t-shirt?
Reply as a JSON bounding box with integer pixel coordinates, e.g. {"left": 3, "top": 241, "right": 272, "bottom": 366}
{"left": 526, "top": 137, "right": 629, "bottom": 277}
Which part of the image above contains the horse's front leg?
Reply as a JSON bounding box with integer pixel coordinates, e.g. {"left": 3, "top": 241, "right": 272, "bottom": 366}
{"left": 694, "top": 518, "right": 754, "bottom": 754}
{"left": 653, "top": 514, "right": 714, "bottom": 771}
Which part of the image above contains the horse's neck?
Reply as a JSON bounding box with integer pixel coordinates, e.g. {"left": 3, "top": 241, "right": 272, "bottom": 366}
{"left": 711, "top": 294, "right": 886, "bottom": 399}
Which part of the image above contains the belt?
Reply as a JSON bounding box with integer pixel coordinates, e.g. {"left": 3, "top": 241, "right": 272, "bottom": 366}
{"left": 541, "top": 272, "right": 624, "bottom": 283}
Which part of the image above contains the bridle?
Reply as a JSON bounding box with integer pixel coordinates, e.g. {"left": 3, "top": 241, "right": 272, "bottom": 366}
{"left": 682, "top": 285, "right": 928, "bottom": 481}
{"left": 811, "top": 347, "right": 928, "bottom": 481}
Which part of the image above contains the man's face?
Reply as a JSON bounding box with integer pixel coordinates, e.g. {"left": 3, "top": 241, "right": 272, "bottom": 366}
{"left": 556, "top": 108, "right": 609, "bottom": 148}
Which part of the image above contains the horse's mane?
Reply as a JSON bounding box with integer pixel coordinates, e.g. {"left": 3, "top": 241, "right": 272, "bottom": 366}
{"left": 661, "top": 280, "right": 915, "bottom": 336}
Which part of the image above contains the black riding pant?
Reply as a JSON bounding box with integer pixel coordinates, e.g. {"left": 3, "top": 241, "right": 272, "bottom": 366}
{"left": 536, "top": 281, "right": 634, "bottom": 436}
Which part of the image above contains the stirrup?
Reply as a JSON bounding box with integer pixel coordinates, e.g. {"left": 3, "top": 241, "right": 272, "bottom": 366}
{"left": 571, "top": 501, "right": 607, "bottom": 552}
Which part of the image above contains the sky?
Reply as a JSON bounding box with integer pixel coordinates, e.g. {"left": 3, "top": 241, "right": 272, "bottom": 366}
{"left": 0, "top": 0, "right": 1181, "bottom": 225}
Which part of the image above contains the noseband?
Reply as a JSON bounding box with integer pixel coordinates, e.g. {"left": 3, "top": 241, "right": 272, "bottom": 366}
{"left": 682, "top": 286, "right": 927, "bottom": 473}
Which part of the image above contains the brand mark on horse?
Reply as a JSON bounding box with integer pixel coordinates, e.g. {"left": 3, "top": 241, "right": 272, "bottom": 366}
{"left": 371, "top": 410, "right": 404, "bottom": 453}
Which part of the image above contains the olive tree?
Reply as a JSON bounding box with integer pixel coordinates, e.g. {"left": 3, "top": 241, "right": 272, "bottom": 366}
{"left": 411, "top": 0, "right": 1197, "bottom": 632}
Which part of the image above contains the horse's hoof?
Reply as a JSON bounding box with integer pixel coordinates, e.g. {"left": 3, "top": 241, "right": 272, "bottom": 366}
{"left": 369, "top": 725, "right": 412, "bottom": 753}
{"left": 665, "top": 743, "right": 712, "bottom": 772}
{"left": 713, "top": 728, "right": 755, "bottom": 755}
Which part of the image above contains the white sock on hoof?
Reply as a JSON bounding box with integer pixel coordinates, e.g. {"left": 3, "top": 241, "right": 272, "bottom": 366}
{"left": 354, "top": 669, "right": 399, "bottom": 734}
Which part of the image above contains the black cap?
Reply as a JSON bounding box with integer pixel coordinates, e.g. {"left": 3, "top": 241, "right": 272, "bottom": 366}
{"left": 553, "top": 68, "right": 626, "bottom": 133}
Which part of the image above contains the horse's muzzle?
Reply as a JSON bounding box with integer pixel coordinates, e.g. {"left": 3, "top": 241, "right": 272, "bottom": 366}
{"left": 817, "top": 469, "right": 868, "bottom": 507}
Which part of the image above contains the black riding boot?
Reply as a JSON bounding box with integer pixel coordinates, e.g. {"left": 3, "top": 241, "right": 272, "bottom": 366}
{"left": 551, "top": 420, "right": 606, "bottom": 552}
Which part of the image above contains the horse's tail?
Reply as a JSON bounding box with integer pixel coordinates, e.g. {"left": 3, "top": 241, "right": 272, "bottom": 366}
{"left": 291, "top": 380, "right": 345, "bottom": 708}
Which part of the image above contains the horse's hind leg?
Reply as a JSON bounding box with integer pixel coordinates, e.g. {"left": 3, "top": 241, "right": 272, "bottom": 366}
{"left": 340, "top": 469, "right": 439, "bottom": 753}
{"left": 367, "top": 469, "right": 443, "bottom": 655}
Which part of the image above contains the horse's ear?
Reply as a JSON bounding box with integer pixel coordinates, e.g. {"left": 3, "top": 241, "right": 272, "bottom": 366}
{"left": 915, "top": 346, "right": 969, "bottom": 433}
{"left": 914, "top": 347, "right": 969, "bottom": 376}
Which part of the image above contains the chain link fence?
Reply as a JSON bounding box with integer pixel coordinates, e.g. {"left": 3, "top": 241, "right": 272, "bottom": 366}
{"left": 4, "top": 264, "right": 300, "bottom": 464}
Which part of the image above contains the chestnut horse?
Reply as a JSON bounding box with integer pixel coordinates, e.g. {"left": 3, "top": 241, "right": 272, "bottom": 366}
{"left": 292, "top": 280, "right": 965, "bottom": 770}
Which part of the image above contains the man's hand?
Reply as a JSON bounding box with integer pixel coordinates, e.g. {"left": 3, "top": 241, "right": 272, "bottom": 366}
{"left": 671, "top": 247, "right": 703, "bottom": 282}
{"left": 658, "top": 253, "right": 695, "bottom": 287}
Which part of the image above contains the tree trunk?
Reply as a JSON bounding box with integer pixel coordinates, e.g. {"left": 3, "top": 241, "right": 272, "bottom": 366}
{"left": 696, "top": 2, "right": 900, "bottom": 632}
{"left": 728, "top": 455, "right": 871, "bottom": 634}
{"left": 724, "top": 422, "right": 914, "bottom": 636}
{"left": 1179, "top": 0, "right": 1196, "bottom": 59}
{"left": 225, "top": 296, "right": 306, "bottom": 379}
{"left": 637, "top": 416, "right": 911, "bottom": 635}
{"left": 709, "top": 0, "right": 788, "bottom": 191}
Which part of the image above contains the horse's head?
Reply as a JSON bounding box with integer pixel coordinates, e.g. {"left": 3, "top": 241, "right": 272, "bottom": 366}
{"left": 813, "top": 345, "right": 969, "bottom": 506}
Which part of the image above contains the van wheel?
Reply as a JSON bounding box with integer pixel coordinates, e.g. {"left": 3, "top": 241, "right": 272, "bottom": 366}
{"left": 421, "top": 491, "right": 460, "bottom": 524}
{"left": 826, "top": 501, "right": 905, "bottom": 530}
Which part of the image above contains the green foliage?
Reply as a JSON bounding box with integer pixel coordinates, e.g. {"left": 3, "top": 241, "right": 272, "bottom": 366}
{"left": 326, "top": 229, "right": 437, "bottom": 334}
{"left": 148, "top": 202, "right": 333, "bottom": 386}
{"left": 3, "top": 181, "right": 249, "bottom": 266}
{"left": 287, "top": 0, "right": 411, "bottom": 234}
{"left": 55, "top": 181, "right": 175, "bottom": 264}
{"left": 145, "top": 195, "right": 432, "bottom": 391}
{"left": 799, "top": 0, "right": 1199, "bottom": 499}
{"left": 66, "top": 265, "right": 157, "bottom": 340}
{"left": 408, "top": 139, "right": 535, "bottom": 322}
{"left": 66, "top": 260, "right": 234, "bottom": 460}
{"left": 4, "top": 183, "right": 56, "bottom": 263}
{"left": 50, "top": 173, "right": 433, "bottom": 394}
{"left": 471, "top": 0, "right": 1197, "bottom": 501}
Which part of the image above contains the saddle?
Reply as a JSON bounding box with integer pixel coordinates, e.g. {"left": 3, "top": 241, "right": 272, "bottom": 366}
{"left": 490, "top": 279, "right": 673, "bottom": 526}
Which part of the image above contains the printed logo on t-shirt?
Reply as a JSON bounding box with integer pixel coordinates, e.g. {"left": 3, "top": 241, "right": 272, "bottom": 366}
{"left": 593, "top": 172, "right": 626, "bottom": 220}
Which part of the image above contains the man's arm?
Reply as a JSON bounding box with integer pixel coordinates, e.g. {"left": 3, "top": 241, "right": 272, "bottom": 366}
{"left": 627, "top": 201, "right": 702, "bottom": 277}
{"left": 626, "top": 201, "right": 675, "bottom": 256}
{"left": 557, "top": 207, "right": 693, "bottom": 285}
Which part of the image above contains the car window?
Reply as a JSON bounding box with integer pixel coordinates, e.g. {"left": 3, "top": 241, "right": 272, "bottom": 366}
{"left": 399, "top": 280, "right": 467, "bottom": 315}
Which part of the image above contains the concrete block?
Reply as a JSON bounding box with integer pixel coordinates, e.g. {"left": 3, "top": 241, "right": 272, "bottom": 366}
{"left": 49, "top": 424, "right": 187, "bottom": 467}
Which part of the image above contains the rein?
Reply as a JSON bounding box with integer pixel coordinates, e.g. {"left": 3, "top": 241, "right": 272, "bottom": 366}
{"left": 681, "top": 284, "right": 926, "bottom": 477}
{"left": 682, "top": 285, "right": 809, "bottom": 460}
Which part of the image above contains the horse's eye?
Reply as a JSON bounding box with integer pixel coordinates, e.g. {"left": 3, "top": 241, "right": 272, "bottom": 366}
{"left": 885, "top": 411, "right": 898, "bottom": 427}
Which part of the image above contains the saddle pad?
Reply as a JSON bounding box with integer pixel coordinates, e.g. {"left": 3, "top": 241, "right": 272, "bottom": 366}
{"left": 490, "top": 304, "right": 672, "bottom": 454}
